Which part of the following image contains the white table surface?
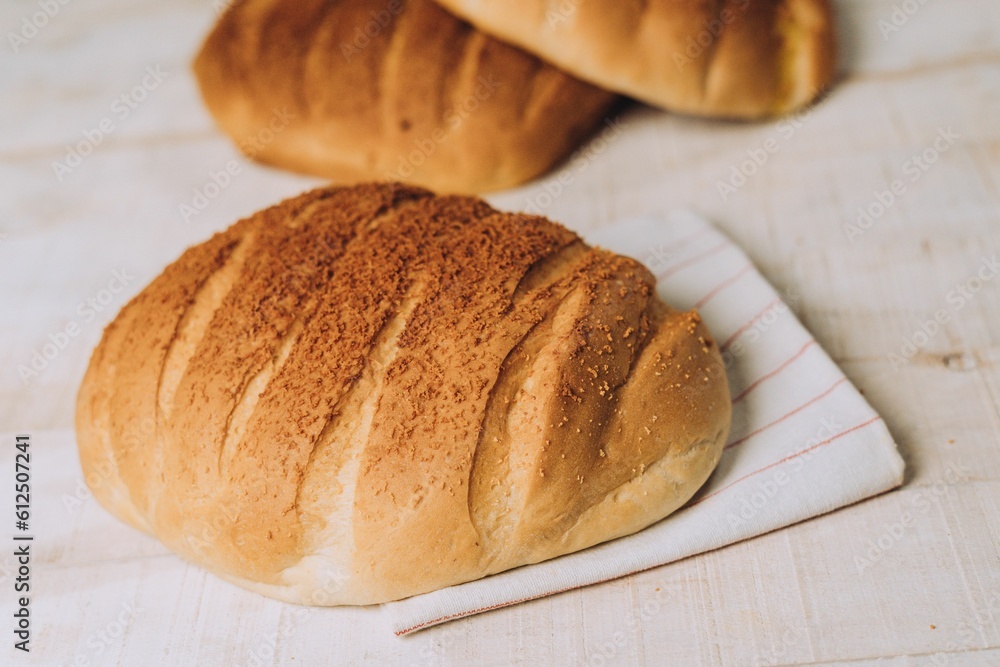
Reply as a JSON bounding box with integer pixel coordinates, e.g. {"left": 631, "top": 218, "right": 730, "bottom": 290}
{"left": 1, "top": 0, "right": 999, "bottom": 665}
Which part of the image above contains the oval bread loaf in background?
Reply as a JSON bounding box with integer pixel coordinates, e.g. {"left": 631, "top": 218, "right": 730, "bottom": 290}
{"left": 432, "top": 0, "right": 837, "bottom": 119}
{"left": 75, "top": 183, "right": 731, "bottom": 605}
{"left": 193, "top": 0, "right": 619, "bottom": 193}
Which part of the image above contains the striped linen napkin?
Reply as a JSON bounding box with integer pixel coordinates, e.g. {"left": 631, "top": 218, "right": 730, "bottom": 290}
{"left": 386, "top": 212, "right": 905, "bottom": 635}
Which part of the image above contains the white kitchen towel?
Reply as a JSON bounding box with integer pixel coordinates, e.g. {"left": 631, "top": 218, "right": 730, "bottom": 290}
{"left": 386, "top": 212, "right": 905, "bottom": 635}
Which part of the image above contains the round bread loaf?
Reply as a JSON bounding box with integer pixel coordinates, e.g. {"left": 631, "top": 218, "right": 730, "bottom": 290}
{"left": 192, "top": 0, "right": 618, "bottom": 193}
{"left": 75, "top": 183, "right": 731, "bottom": 605}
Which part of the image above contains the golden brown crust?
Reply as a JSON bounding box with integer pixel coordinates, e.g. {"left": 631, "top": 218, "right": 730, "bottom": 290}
{"left": 431, "top": 0, "right": 837, "bottom": 118}
{"left": 76, "top": 183, "right": 731, "bottom": 605}
{"left": 192, "top": 0, "right": 619, "bottom": 193}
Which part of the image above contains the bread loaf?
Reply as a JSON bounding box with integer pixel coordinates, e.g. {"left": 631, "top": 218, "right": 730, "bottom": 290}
{"left": 192, "top": 0, "right": 619, "bottom": 193}
{"left": 76, "top": 183, "right": 731, "bottom": 605}
{"left": 430, "top": 0, "right": 837, "bottom": 118}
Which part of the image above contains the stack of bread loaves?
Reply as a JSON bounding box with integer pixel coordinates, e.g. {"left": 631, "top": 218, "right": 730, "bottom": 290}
{"left": 76, "top": 0, "right": 834, "bottom": 606}
{"left": 194, "top": 0, "right": 836, "bottom": 193}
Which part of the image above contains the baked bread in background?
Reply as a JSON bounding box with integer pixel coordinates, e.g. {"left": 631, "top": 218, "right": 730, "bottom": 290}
{"left": 76, "top": 183, "right": 732, "bottom": 605}
{"left": 431, "top": 0, "right": 837, "bottom": 118}
{"left": 193, "top": 0, "right": 618, "bottom": 193}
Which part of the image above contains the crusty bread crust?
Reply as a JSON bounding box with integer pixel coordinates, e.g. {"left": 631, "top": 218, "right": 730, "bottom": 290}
{"left": 192, "top": 0, "right": 619, "bottom": 193}
{"left": 76, "top": 183, "right": 731, "bottom": 605}
{"left": 432, "top": 0, "right": 837, "bottom": 118}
